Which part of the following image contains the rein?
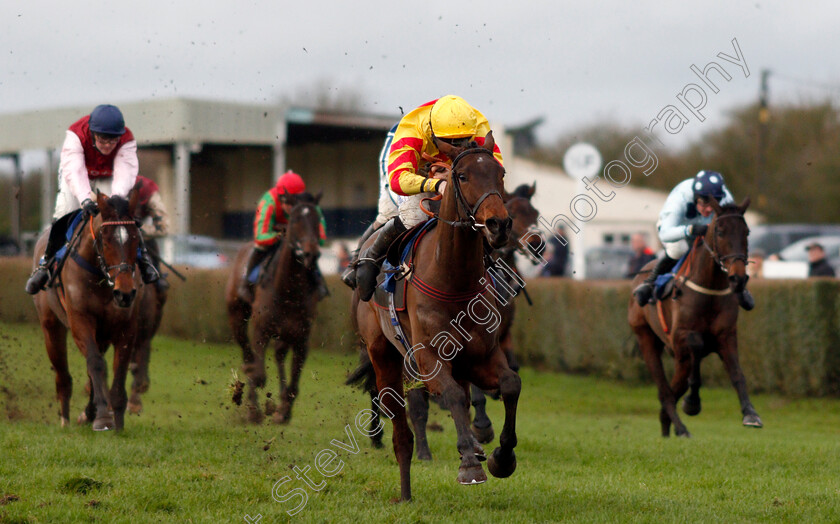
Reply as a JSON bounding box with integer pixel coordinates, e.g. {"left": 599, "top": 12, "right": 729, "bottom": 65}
{"left": 420, "top": 147, "right": 503, "bottom": 230}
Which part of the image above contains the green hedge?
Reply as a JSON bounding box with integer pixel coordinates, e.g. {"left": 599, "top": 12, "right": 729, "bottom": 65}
{"left": 2, "top": 258, "right": 839, "bottom": 396}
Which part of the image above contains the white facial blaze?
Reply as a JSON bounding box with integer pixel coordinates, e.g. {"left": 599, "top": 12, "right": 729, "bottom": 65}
{"left": 115, "top": 226, "right": 129, "bottom": 246}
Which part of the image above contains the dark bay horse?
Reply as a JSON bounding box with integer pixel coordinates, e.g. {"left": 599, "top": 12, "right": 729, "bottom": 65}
{"left": 225, "top": 192, "right": 322, "bottom": 424}
{"left": 127, "top": 243, "right": 167, "bottom": 415}
{"left": 628, "top": 198, "right": 762, "bottom": 437}
{"left": 407, "top": 183, "right": 541, "bottom": 459}
{"left": 353, "top": 132, "right": 521, "bottom": 501}
{"left": 33, "top": 188, "right": 145, "bottom": 431}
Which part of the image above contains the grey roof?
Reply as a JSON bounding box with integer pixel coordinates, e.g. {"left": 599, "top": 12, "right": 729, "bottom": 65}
{"left": 0, "top": 98, "right": 398, "bottom": 154}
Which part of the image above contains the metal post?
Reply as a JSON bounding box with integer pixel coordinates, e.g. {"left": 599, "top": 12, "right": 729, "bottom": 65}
{"left": 10, "top": 153, "right": 21, "bottom": 246}
{"left": 174, "top": 142, "right": 191, "bottom": 235}
{"left": 42, "top": 148, "right": 57, "bottom": 228}
{"left": 757, "top": 69, "right": 770, "bottom": 210}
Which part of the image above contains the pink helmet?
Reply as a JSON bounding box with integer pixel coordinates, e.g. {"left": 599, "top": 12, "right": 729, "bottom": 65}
{"left": 276, "top": 170, "right": 306, "bottom": 194}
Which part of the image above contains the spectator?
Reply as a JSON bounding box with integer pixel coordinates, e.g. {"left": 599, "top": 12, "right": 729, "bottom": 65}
{"left": 335, "top": 242, "right": 351, "bottom": 273}
{"left": 807, "top": 242, "right": 836, "bottom": 277}
{"left": 541, "top": 226, "right": 569, "bottom": 277}
{"left": 625, "top": 233, "right": 657, "bottom": 278}
{"left": 747, "top": 248, "right": 766, "bottom": 280}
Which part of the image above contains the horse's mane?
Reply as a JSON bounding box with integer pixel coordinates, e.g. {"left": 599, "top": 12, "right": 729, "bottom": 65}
{"left": 718, "top": 203, "right": 742, "bottom": 215}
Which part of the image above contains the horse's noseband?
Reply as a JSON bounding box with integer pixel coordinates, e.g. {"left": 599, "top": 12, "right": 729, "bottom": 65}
{"left": 92, "top": 219, "right": 139, "bottom": 287}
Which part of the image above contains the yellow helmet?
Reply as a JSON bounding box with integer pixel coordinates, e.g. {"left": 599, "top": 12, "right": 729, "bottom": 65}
{"left": 430, "top": 95, "right": 478, "bottom": 139}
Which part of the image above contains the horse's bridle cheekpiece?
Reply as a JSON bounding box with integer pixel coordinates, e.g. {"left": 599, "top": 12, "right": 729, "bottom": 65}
{"left": 441, "top": 147, "right": 504, "bottom": 231}
{"left": 91, "top": 217, "right": 139, "bottom": 287}
{"left": 702, "top": 212, "right": 748, "bottom": 274}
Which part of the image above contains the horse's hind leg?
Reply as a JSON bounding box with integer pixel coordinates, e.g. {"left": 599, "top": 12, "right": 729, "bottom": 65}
{"left": 277, "top": 337, "right": 310, "bottom": 424}
{"left": 273, "top": 339, "right": 290, "bottom": 424}
{"left": 407, "top": 388, "right": 432, "bottom": 460}
{"left": 717, "top": 331, "right": 762, "bottom": 428}
{"left": 369, "top": 339, "right": 414, "bottom": 501}
{"left": 470, "top": 384, "right": 494, "bottom": 444}
{"left": 42, "top": 313, "right": 71, "bottom": 426}
{"left": 635, "top": 325, "right": 687, "bottom": 437}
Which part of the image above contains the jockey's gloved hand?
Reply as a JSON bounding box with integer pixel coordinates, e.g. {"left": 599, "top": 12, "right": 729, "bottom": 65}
{"left": 81, "top": 199, "right": 99, "bottom": 216}
{"left": 691, "top": 224, "right": 708, "bottom": 237}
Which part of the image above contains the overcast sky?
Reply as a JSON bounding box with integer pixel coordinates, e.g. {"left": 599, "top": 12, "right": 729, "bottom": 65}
{"left": 2, "top": 1, "right": 838, "bottom": 152}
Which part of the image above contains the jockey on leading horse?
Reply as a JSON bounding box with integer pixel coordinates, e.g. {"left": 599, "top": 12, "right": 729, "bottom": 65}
{"left": 25, "top": 104, "right": 159, "bottom": 294}
{"left": 632, "top": 170, "right": 755, "bottom": 311}
{"left": 236, "top": 170, "right": 328, "bottom": 302}
{"left": 341, "top": 94, "right": 505, "bottom": 301}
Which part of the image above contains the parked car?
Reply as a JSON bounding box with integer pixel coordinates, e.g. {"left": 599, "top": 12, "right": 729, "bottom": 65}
{"left": 750, "top": 224, "right": 840, "bottom": 256}
{"left": 0, "top": 236, "right": 21, "bottom": 256}
{"left": 761, "top": 235, "right": 840, "bottom": 279}
{"left": 167, "top": 235, "right": 230, "bottom": 269}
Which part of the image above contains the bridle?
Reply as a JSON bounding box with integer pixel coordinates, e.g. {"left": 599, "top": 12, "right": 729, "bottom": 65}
{"left": 89, "top": 216, "right": 139, "bottom": 287}
{"left": 429, "top": 147, "right": 505, "bottom": 230}
{"left": 701, "top": 212, "right": 749, "bottom": 274}
{"left": 285, "top": 202, "right": 320, "bottom": 264}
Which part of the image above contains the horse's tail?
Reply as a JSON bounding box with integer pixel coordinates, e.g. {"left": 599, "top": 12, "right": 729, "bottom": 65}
{"left": 345, "top": 349, "right": 377, "bottom": 395}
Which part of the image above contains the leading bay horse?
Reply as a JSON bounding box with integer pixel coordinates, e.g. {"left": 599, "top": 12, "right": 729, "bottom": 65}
{"left": 33, "top": 187, "right": 146, "bottom": 431}
{"left": 628, "top": 197, "right": 762, "bottom": 437}
{"left": 353, "top": 132, "right": 521, "bottom": 501}
{"left": 225, "top": 192, "right": 322, "bottom": 424}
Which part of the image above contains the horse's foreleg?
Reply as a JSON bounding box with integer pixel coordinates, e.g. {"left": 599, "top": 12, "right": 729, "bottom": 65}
{"left": 273, "top": 340, "right": 291, "bottom": 424}
{"left": 407, "top": 388, "right": 432, "bottom": 460}
{"left": 109, "top": 334, "right": 135, "bottom": 431}
{"left": 470, "top": 384, "right": 494, "bottom": 444}
{"left": 433, "top": 371, "right": 487, "bottom": 485}
{"left": 469, "top": 350, "right": 519, "bottom": 479}
{"left": 717, "top": 331, "right": 762, "bottom": 428}
{"left": 682, "top": 336, "right": 705, "bottom": 417}
{"left": 79, "top": 333, "right": 115, "bottom": 432}
{"left": 42, "top": 314, "right": 71, "bottom": 426}
{"left": 243, "top": 326, "right": 269, "bottom": 424}
{"left": 128, "top": 336, "right": 151, "bottom": 415}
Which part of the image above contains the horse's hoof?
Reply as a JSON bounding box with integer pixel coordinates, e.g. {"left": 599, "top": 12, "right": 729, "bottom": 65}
{"left": 77, "top": 411, "right": 90, "bottom": 425}
{"left": 675, "top": 428, "right": 692, "bottom": 438}
{"left": 272, "top": 411, "right": 290, "bottom": 425}
{"left": 457, "top": 464, "right": 487, "bottom": 485}
{"left": 92, "top": 417, "right": 115, "bottom": 431}
{"left": 60, "top": 417, "right": 69, "bottom": 428}
{"left": 471, "top": 423, "right": 494, "bottom": 444}
{"left": 247, "top": 408, "right": 264, "bottom": 424}
{"left": 372, "top": 438, "right": 384, "bottom": 450}
{"left": 487, "top": 447, "right": 517, "bottom": 478}
{"left": 416, "top": 448, "right": 432, "bottom": 461}
{"left": 743, "top": 414, "right": 763, "bottom": 428}
{"left": 127, "top": 400, "right": 143, "bottom": 415}
{"left": 682, "top": 398, "right": 701, "bottom": 416}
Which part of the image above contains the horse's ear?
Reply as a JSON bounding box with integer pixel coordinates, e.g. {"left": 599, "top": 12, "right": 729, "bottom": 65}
{"left": 738, "top": 196, "right": 751, "bottom": 214}
{"left": 528, "top": 181, "right": 536, "bottom": 198}
{"left": 314, "top": 190, "right": 323, "bottom": 205}
{"left": 128, "top": 185, "right": 140, "bottom": 217}
{"left": 433, "top": 135, "right": 458, "bottom": 159}
{"left": 482, "top": 130, "right": 495, "bottom": 153}
{"left": 95, "top": 190, "right": 108, "bottom": 209}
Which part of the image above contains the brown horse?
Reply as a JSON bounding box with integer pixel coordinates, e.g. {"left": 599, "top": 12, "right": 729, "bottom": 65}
{"left": 127, "top": 241, "right": 168, "bottom": 415}
{"left": 353, "top": 132, "right": 520, "bottom": 501}
{"left": 408, "top": 183, "right": 541, "bottom": 459}
{"left": 33, "top": 188, "right": 145, "bottom": 431}
{"left": 628, "top": 198, "right": 762, "bottom": 437}
{"left": 225, "top": 192, "right": 323, "bottom": 424}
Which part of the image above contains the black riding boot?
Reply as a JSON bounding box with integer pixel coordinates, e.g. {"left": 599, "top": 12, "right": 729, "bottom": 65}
{"left": 237, "top": 247, "right": 269, "bottom": 302}
{"left": 24, "top": 215, "right": 74, "bottom": 294}
{"left": 341, "top": 221, "right": 379, "bottom": 289}
{"left": 310, "top": 267, "right": 330, "bottom": 301}
{"left": 136, "top": 236, "right": 160, "bottom": 284}
{"left": 632, "top": 255, "right": 677, "bottom": 306}
{"left": 356, "top": 217, "right": 407, "bottom": 302}
{"left": 738, "top": 289, "right": 755, "bottom": 311}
